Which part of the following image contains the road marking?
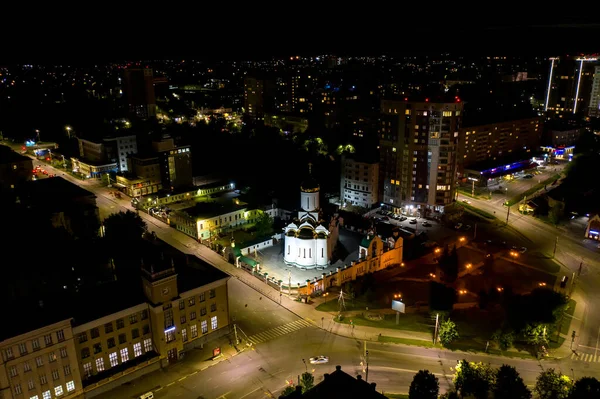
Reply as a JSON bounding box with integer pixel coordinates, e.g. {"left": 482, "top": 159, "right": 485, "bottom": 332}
{"left": 239, "top": 386, "right": 262, "bottom": 399}
{"left": 595, "top": 326, "right": 600, "bottom": 359}
{"left": 189, "top": 370, "right": 198, "bottom": 375}
{"left": 178, "top": 376, "right": 187, "bottom": 381}
{"left": 247, "top": 319, "right": 311, "bottom": 345}
{"left": 166, "top": 382, "right": 175, "bottom": 387}
{"left": 367, "top": 365, "right": 447, "bottom": 378}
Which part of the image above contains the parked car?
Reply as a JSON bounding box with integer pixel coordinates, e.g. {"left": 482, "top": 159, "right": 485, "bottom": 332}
{"left": 422, "top": 221, "right": 431, "bottom": 227}
{"left": 409, "top": 219, "right": 417, "bottom": 224}
{"left": 309, "top": 356, "right": 329, "bottom": 364}
{"left": 399, "top": 216, "right": 407, "bottom": 221}
{"left": 462, "top": 199, "right": 472, "bottom": 204}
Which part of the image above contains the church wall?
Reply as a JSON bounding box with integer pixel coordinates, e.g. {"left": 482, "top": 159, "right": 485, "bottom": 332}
{"left": 284, "top": 236, "right": 319, "bottom": 267}
{"left": 295, "top": 243, "right": 403, "bottom": 296}
{"left": 316, "top": 238, "right": 328, "bottom": 267}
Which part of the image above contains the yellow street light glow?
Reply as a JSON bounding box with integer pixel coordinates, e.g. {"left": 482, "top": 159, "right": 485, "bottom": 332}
{"left": 466, "top": 263, "right": 472, "bottom": 269}
{"left": 459, "top": 237, "right": 466, "bottom": 242}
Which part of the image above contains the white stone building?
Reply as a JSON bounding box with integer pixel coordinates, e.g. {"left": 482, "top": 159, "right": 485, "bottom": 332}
{"left": 284, "top": 172, "right": 339, "bottom": 269}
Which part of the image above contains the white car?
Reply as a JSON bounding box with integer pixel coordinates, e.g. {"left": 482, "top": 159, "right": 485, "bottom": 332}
{"left": 309, "top": 356, "right": 329, "bottom": 364}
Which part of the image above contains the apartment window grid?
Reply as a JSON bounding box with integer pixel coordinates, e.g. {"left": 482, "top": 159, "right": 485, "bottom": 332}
{"left": 24, "top": 361, "right": 32, "bottom": 372}
{"left": 40, "top": 374, "right": 47, "bottom": 385}
{"left": 32, "top": 338, "right": 40, "bottom": 351}
{"left": 109, "top": 352, "right": 118, "bottom": 367}
{"left": 133, "top": 343, "right": 142, "bottom": 357}
{"left": 191, "top": 324, "right": 198, "bottom": 338}
{"left": 43, "top": 391, "right": 51, "bottom": 399}
{"left": 66, "top": 381, "right": 75, "bottom": 392}
{"left": 129, "top": 314, "right": 138, "bottom": 324}
{"left": 54, "top": 385, "right": 63, "bottom": 396}
{"left": 116, "top": 319, "right": 125, "bottom": 329}
{"left": 9, "top": 365, "right": 17, "bottom": 377}
{"left": 120, "top": 348, "right": 129, "bottom": 363}
{"left": 83, "top": 362, "right": 92, "bottom": 377}
{"left": 201, "top": 320, "right": 208, "bottom": 334}
{"left": 57, "top": 330, "right": 65, "bottom": 342}
{"left": 59, "top": 347, "right": 68, "bottom": 358}
{"left": 51, "top": 369, "right": 59, "bottom": 381}
{"left": 143, "top": 338, "right": 153, "bottom": 353}
{"left": 64, "top": 364, "right": 71, "bottom": 375}
{"left": 104, "top": 323, "right": 113, "bottom": 334}
{"left": 43, "top": 334, "right": 53, "bottom": 346}
{"left": 211, "top": 316, "right": 218, "bottom": 330}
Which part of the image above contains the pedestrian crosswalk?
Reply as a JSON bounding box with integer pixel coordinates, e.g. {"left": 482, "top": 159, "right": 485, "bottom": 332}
{"left": 571, "top": 352, "right": 600, "bottom": 362}
{"left": 247, "top": 319, "right": 313, "bottom": 345}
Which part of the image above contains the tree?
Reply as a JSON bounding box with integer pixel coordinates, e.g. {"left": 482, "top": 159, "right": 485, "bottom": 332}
{"left": 534, "top": 369, "right": 571, "bottom": 399}
{"left": 505, "top": 288, "right": 568, "bottom": 333}
{"left": 454, "top": 360, "right": 495, "bottom": 399}
{"left": 438, "top": 318, "right": 459, "bottom": 346}
{"left": 300, "top": 372, "right": 314, "bottom": 392}
{"left": 429, "top": 282, "right": 457, "bottom": 312}
{"left": 439, "top": 245, "right": 459, "bottom": 283}
{"left": 494, "top": 365, "right": 531, "bottom": 399}
{"left": 409, "top": 370, "right": 439, "bottom": 399}
{"left": 570, "top": 377, "right": 600, "bottom": 399}
{"left": 103, "top": 210, "right": 147, "bottom": 243}
{"left": 439, "top": 392, "right": 459, "bottom": 399}
{"left": 280, "top": 385, "right": 296, "bottom": 397}
{"left": 254, "top": 212, "right": 274, "bottom": 237}
{"left": 548, "top": 202, "right": 564, "bottom": 225}
{"left": 492, "top": 329, "right": 515, "bottom": 351}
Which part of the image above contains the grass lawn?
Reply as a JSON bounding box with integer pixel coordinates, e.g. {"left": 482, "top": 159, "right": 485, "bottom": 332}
{"left": 384, "top": 394, "right": 410, "bottom": 399}
{"left": 506, "top": 174, "right": 561, "bottom": 206}
{"left": 457, "top": 202, "right": 496, "bottom": 220}
{"left": 315, "top": 297, "right": 385, "bottom": 312}
{"left": 524, "top": 256, "right": 561, "bottom": 274}
{"left": 557, "top": 299, "right": 577, "bottom": 336}
{"left": 378, "top": 335, "right": 438, "bottom": 348}
{"left": 336, "top": 313, "right": 433, "bottom": 333}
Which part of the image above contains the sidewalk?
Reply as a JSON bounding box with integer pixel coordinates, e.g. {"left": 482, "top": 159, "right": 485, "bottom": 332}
{"left": 549, "top": 290, "right": 587, "bottom": 360}
{"left": 92, "top": 335, "right": 244, "bottom": 399}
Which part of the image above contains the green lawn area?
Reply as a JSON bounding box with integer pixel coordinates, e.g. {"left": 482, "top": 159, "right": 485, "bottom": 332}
{"left": 506, "top": 174, "right": 561, "bottom": 206}
{"left": 336, "top": 313, "right": 433, "bottom": 333}
{"left": 378, "top": 335, "right": 438, "bottom": 348}
{"left": 457, "top": 202, "right": 496, "bottom": 220}
{"left": 525, "top": 256, "right": 561, "bottom": 274}
{"left": 384, "top": 393, "right": 410, "bottom": 399}
{"left": 558, "top": 299, "right": 577, "bottom": 336}
{"left": 315, "top": 297, "right": 385, "bottom": 312}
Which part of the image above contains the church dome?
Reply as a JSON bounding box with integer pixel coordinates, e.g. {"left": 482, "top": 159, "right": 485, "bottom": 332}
{"left": 300, "top": 176, "right": 320, "bottom": 193}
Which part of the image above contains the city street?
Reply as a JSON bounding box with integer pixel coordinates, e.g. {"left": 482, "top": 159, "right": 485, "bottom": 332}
{"left": 20, "top": 155, "right": 600, "bottom": 396}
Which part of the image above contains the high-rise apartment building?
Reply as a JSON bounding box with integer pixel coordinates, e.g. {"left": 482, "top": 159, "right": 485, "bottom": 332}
{"left": 123, "top": 68, "right": 156, "bottom": 119}
{"left": 589, "top": 66, "right": 600, "bottom": 118}
{"left": 243, "top": 76, "right": 276, "bottom": 119}
{"left": 340, "top": 154, "right": 380, "bottom": 208}
{"left": 544, "top": 56, "right": 598, "bottom": 116}
{"left": 379, "top": 99, "right": 463, "bottom": 217}
{"left": 152, "top": 136, "right": 192, "bottom": 191}
{"left": 458, "top": 117, "right": 543, "bottom": 169}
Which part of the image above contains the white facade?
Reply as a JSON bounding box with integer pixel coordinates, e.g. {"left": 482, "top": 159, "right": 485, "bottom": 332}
{"left": 340, "top": 156, "right": 379, "bottom": 208}
{"left": 105, "top": 135, "right": 138, "bottom": 172}
{"left": 284, "top": 178, "right": 336, "bottom": 269}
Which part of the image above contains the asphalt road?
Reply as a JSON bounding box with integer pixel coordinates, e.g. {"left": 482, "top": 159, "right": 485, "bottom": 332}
{"left": 22, "top": 156, "right": 600, "bottom": 396}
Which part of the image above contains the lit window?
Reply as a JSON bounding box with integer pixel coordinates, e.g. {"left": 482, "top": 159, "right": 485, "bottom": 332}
{"left": 191, "top": 324, "right": 198, "bottom": 338}
{"left": 211, "top": 316, "right": 218, "bottom": 330}
{"left": 95, "top": 358, "right": 104, "bottom": 372}
{"left": 134, "top": 343, "right": 142, "bottom": 357}
{"left": 54, "top": 385, "right": 63, "bottom": 396}
{"left": 66, "top": 381, "right": 75, "bottom": 392}
{"left": 143, "top": 339, "right": 153, "bottom": 353}
{"left": 109, "top": 352, "right": 118, "bottom": 367}
{"left": 43, "top": 391, "right": 52, "bottom": 399}
{"left": 392, "top": 147, "right": 397, "bottom": 152}
{"left": 391, "top": 179, "right": 395, "bottom": 184}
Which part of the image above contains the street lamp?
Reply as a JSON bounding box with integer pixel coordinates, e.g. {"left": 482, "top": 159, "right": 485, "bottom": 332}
{"left": 365, "top": 350, "right": 369, "bottom": 382}
{"left": 302, "top": 358, "right": 307, "bottom": 372}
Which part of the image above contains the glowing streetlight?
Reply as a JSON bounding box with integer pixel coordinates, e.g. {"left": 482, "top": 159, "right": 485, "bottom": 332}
{"left": 465, "top": 263, "right": 472, "bottom": 269}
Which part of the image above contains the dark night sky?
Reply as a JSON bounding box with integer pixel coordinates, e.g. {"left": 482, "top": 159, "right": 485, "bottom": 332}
{"left": 2, "top": 8, "right": 598, "bottom": 63}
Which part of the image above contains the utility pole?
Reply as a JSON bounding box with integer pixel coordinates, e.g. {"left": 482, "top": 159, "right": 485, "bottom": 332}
{"left": 433, "top": 313, "right": 439, "bottom": 344}
{"left": 233, "top": 324, "right": 239, "bottom": 345}
{"left": 505, "top": 204, "right": 510, "bottom": 225}
{"left": 553, "top": 236, "right": 558, "bottom": 258}
{"left": 473, "top": 223, "right": 477, "bottom": 240}
{"left": 471, "top": 179, "right": 475, "bottom": 197}
{"left": 365, "top": 350, "right": 370, "bottom": 382}
{"left": 578, "top": 260, "right": 583, "bottom": 276}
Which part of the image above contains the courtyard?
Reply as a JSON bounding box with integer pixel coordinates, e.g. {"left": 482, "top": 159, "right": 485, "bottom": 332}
{"left": 253, "top": 228, "right": 363, "bottom": 285}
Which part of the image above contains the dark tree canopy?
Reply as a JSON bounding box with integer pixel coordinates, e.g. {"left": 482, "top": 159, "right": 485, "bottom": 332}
{"left": 505, "top": 288, "right": 568, "bottom": 333}
{"left": 409, "top": 370, "right": 439, "bottom": 399}
{"left": 429, "top": 282, "right": 457, "bottom": 312}
{"left": 493, "top": 365, "right": 531, "bottom": 399}
{"left": 454, "top": 360, "right": 495, "bottom": 399}
{"left": 570, "top": 377, "right": 600, "bottom": 399}
{"left": 534, "top": 369, "right": 571, "bottom": 399}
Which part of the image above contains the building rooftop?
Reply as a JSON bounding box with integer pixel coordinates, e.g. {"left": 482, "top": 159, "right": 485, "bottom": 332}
{"left": 0, "top": 145, "right": 31, "bottom": 164}
{"left": 18, "top": 177, "right": 96, "bottom": 202}
{"left": 282, "top": 365, "right": 387, "bottom": 399}
{"left": 180, "top": 200, "right": 246, "bottom": 220}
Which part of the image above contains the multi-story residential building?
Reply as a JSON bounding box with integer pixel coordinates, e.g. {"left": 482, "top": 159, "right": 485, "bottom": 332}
{"left": 123, "top": 68, "right": 156, "bottom": 119}
{"left": 128, "top": 155, "right": 161, "bottom": 182}
{"left": 0, "top": 145, "right": 33, "bottom": 191}
{"left": 0, "top": 319, "right": 84, "bottom": 399}
{"left": 589, "top": 66, "right": 600, "bottom": 118}
{"left": 171, "top": 200, "right": 256, "bottom": 240}
{"left": 340, "top": 154, "right": 380, "bottom": 208}
{"left": 73, "top": 302, "right": 155, "bottom": 395}
{"left": 141, "top": 257, "right": 230, "bottom": 365}
{"left": 544, "top": 56, "right": 598, "bottom": 116}
{"left": 458, "top": 117, "right": 543, "bottom": 170}
{"left": 243, "top": 76, "right": 276, "bottom": 119}
{"left": 379, "top": 98, "right": 463, "bottom": 217}
{"left": 77, "top": 136, "right": 138, "bottom": 173}
{"left": 103, "top": 135, "right": 137, "bottom": 173}
{"left": 151, "top": 137, "right": 192, "bottom": 191}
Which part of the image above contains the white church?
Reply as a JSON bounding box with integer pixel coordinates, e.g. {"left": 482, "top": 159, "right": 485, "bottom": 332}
{"left": 284, "top": 167, "right": 339, "bottom": 269}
